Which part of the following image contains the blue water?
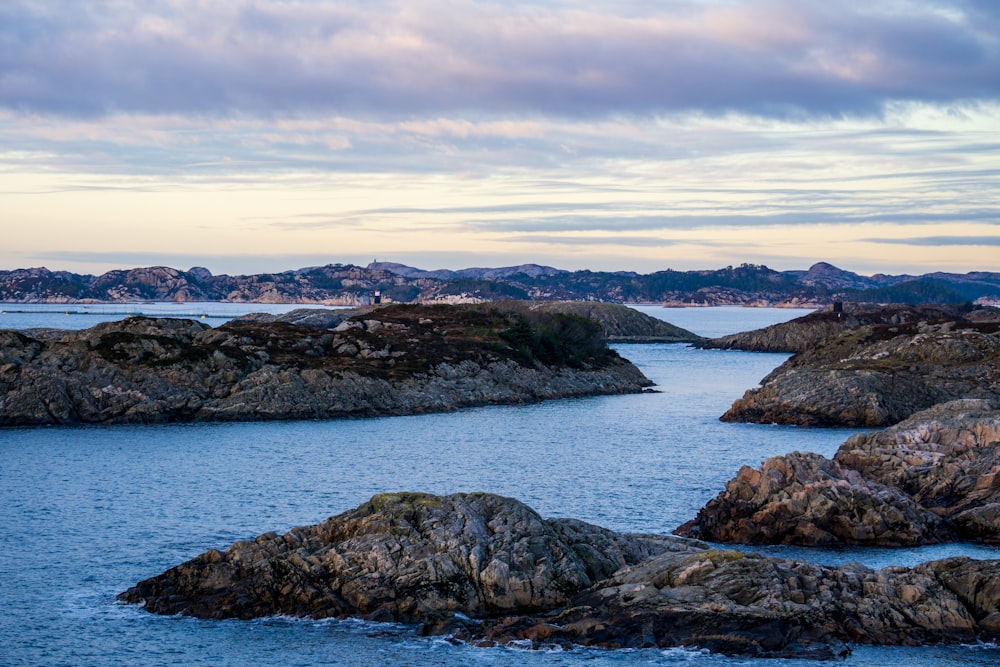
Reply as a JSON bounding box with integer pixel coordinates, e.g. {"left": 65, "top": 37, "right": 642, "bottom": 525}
{"left": 2, "top": 305, "right": 997, "bottom": 666}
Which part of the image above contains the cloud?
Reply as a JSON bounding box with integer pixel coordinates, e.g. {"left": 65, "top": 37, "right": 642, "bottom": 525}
{"left": 22, "top": 250, "right": 375, "bottom": 275}
{"left": 864, "top": 235, "right": 1000, "bottom": 246}
{"left": 1, "top": 1, "right": 997, "bottom": 120}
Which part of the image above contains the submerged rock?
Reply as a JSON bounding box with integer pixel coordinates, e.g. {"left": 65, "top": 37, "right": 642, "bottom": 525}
{"left": 121, "top": 491, "right": 1000, "bottom": 658}
{"left": 0, "top": 304, "right": 653, "bottom": 426}
{"left": 678, "top": 400, "right": 1000, "bottom": 546}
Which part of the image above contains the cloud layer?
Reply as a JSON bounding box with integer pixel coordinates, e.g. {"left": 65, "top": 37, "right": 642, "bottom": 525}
{"left": 3, "top": 0, "right": 998, "bottom": 119}
{"left": 1, "top": 1, "right": 998, "bottom": 275}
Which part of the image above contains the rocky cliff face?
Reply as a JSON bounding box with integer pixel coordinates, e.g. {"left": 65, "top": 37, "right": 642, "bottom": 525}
{"left": 721, "top": 317, "right": 1000, "bottom": 427}
{"left": 677, "top": 400, "right": 1000, "bottom": 547}
{"left": 0, "top": 304, "right": 652, "bottom": 426}
{"left": 120, "top": 491, "right": 1000, "bottom": 658}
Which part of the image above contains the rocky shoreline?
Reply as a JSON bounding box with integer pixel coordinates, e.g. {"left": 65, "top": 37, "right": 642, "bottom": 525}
{"left": 119, "top": 490, "right": 1000, "bottom": 659}
{"left": 0, "top": 304, "right": 653, "bottom": 426}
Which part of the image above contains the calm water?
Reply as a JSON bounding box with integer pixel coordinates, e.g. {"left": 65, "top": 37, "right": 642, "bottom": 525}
{"left": 2, "top": 305, "right": 997, "bottom": 666}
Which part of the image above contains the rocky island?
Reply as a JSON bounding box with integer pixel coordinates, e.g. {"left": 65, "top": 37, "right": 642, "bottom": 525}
{"left": 0, "top": 304, "right": 654, "bottom": 426}
{"left": 120, "top": 490, "right": 1000, "bottom": 659}
{"left": 234, "top": 300, "right": 703, "bottom": 344}
{"left": 678, "top": 399, "right": 1000, "bottom": 546}
{"left": 697, "top": 302, "right": 993, "bottom": 353}
{"left": 720, "top": 311, "right": 1000, "bottom": 427}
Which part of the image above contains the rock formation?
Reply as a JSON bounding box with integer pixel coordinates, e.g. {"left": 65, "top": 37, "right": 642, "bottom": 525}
{"left": 119, "top": 492, "right": 677, "bottom": 622}
{"left": 836, "top": 399, "right": 1000, "bottom": 544}
{"left": 0, "top": 304, "right": 652, "bottom": 426}
{"left": 698, "top": 303, "right": 990, "bottom": 353}
{"left": 673, "top": 451, "right": 957, "bottom": 546}
{"left": 721, "top": 317, "right": 1000, "bottom": 427}
{"left": 120, "top": 491, "right": 1000, "bottom": 658}
{"left": 235, "top": 301, "right": 704, "bottom": 344}
{"left": 677, "top": 400, "right": 1000, "bottom": 546}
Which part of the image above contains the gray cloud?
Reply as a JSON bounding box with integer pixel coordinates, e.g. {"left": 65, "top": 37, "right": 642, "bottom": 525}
{"left": 1, "top": 1, "right": 997, "bottom": 120}
{"left": 864, "top": 235, "right": 1000, "bottom": 246}
{"left": 498, "top": 234, "right": 689, "bottom": 247}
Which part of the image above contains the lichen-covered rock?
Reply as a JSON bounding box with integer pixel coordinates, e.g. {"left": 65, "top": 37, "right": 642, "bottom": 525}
{"left": 722, "top": 319, "right": 1000, "bottom": 427}
{"left": 0, "top": 304, "right": 653, "bottom": 426}
{"left": 118, "top": 492, "right": 677, "bottom": 623}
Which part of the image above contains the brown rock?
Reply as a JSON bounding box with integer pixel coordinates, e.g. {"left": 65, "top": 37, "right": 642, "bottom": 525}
{"left": 835, "top": 399, "right": 1000, "bottom": 543}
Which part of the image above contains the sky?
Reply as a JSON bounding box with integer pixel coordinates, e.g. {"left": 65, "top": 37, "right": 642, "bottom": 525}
{"left": 1, "top": 0, "right": 999, "bottom": 277}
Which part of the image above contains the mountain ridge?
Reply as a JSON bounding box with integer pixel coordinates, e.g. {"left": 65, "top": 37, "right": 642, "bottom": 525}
{"left": 1, "top": 261, "right": 998, "bottom": 307}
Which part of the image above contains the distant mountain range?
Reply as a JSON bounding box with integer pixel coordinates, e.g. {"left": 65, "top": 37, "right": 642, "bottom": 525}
{"left": 1, "top": 261, "right": 999, "bottom": 307}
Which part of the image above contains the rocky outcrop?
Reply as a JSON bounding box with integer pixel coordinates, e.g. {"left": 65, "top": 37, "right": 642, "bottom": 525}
{"left": 477, "top": 551, "right": 989, "bottom": 657}
{"left": 721, "top": 317, "right": 1000, "bottom": 427}
{"left": 119, "top": 492, "right": 677, "bottom": 622}
{"left": 698, "top": 303, "right": 989, "bottom": 353}
{"left": 673, "top": 452, "right": 957, "bottom": 546}
{"left": 0, "top": 304, "right": 652, "bottom": 426}
{"left": 120, "top": 491, "right": 1000, "bottom": 658}
{"left": 677, "top": 400, "right": 1000, "bottom": 546}
{"left": 237, "top": 301, "right": 703, "bottom": 344}
{"left": 835, "top": 399, "right": 1000, "bottom": 544}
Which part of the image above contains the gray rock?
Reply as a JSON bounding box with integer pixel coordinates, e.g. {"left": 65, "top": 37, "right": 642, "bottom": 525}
{"left": 234, "top": 301, "right": 704, "bottom": 344}
{"left": 118, "top": 492, "right": 679, "bottom": 622}
{"left": 120, "top": 491, "right": 1000, "bottom": 658}
{"left": 1, "top": 305, "right": 652, "bottom": 426}
{"left": 721, "top": 318, "right": 1000, "bottom": 427}
{"left": 698, "top": 303, "right": 981, "bottom": 353}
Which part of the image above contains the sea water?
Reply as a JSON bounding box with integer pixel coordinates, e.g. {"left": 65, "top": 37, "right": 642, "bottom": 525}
{"left": 1, "top": 305, "right": 998, "bottom": 667}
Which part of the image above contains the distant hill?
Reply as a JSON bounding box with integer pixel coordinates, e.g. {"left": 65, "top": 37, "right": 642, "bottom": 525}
{"left": 1, "top": 261, "right": 998, "bottom": 307}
